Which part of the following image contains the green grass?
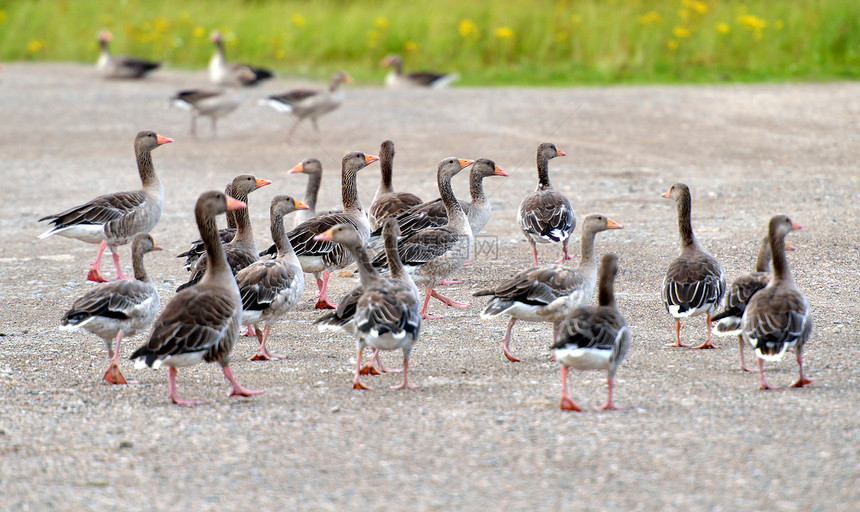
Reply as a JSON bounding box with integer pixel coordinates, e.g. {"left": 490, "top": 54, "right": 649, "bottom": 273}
{"left": 1, "top": 0, "right": 858, "bottom": 85}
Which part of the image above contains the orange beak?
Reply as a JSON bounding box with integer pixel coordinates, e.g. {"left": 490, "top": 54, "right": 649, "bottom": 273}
{"left": 255, "top": 178, "right": 272, "bottom": 188}
{"left": 314, "top": 228, "right": 334, "bottom": 242}
{"left": 791, "top": 221, "right": 802, "bottom": 231}
{"left": 343, "top": 74, "right": 354, "bottom": 84}
{"left": 661, "top": 189, "right": 671, "bottom": 199}
{"left": 156, "top": 134, "right": 173, "bottom": 145}
{"left": 493, "top": 165, "right": 508, "bottom": 177}
{"left": 458, "top": 158, "right": 476, "bottom": 169}
{"left": 785, "top": 242, "right": 796, "bottom": 251}
{"left": 225, "top": 195, "right": 246, "bottom": 211}
{"left": 556, "top": 148, "right": 567, "bottom": 157}
{"left": 364, "top": 154, "right": 380, "bottom": 165}
{"left": 151, "top": 242, "right": 163, "bottom": 251}
{"left": 293, "top": 199, "right": 309, "bottom": 210}
{"left": 606, "top": 218, "right": 623, "bottom": 229}
{"left": 287, "top": 162, "right": 304, "bottom": 174}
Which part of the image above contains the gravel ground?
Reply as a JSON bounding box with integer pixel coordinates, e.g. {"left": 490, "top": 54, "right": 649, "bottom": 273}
{"left": 1, "top": 63, "right": 858, "bottom": 511}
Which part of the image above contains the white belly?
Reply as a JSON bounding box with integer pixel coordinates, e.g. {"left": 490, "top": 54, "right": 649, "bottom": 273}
{"left": 554, "top": 347, "right": 612, "bottom": 371}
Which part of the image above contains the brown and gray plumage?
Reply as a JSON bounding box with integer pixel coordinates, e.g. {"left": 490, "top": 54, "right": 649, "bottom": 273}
{"left": 369, "top": 140, "right": 423, "bottom": 230}
{"left": 314, "top": 223, "right": 421, "bottom": 390}
{"left": 371, "top": 157, "right": 476, "bottom": 319}
{"left": 96, "top": 30, "right": 161, "bottom": 79}
{"left": 38, "top": 131, "right": 172, "bottom": 283}
{"left": 259, "top": 71, "right": 351, "bottom": 141}
{"left": 552, "top": 253, "right": 630, "bottom": 411}
{"left": 742, "top": 215, "right": 811, "bottom": 390}
{"left": 177, "top": 175, "right": 271, "bottom": 292}
{"left": 381, "top": 54, "right": 459, "bottom": 88}
{"left": 474, "top": 214, "right": 623, "bottom": 362}
{"left": 60, "top": 233, "right": 162, "bottom": 385}
{"left": 170, "top": 80, "right": 252, "bottom": 137}
{"left": 517, "top": 142, "right": 575, "bottom": 266}
{"left": 208, "top": 30, "right": 273, "bottom": 87}
{"left": 130, "top": 191, "right": 262, "bottom": 405}
{"left": 236, "top": 195, "right": 308, "bottom": 361}
{"left": 661, "top": 183, "right": 726, "bottom": 349}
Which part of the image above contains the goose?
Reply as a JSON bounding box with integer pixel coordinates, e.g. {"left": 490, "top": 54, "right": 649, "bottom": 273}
{"left": 130, "top": 191, "right": 262, "bottom": 405}
{"left": 474, "top": 214, "right": 623, "bottom": 362}
{"left": 314, "top": 223, "right": 421, "bottom": 390}
{"left": 281, "top": 152, "right": 378, "bottom": 309}
{"left": 371, "top": 157, "right": 476, "bottom": 319}
{"left": 712, "top": 236, "right": 795, "bottom": 371}
{"left": 284, "top": 157, "right": 345, "bottom": 228}
{"left": 176, "top": 174, "right": 271, "bottom": 292}
{"left": 517, "top": 142, "right": 575, "bottom": 266}
{"left": 381, "top": 54, "right": 459, "bottom": 88}
{"left": 742, "top": 215, "right": 811, "bottom": 390}
{"left": 96, "top": 30, "right": 160, "bottom": 79}
{"left": 38, "top": 131, "right": 172, "bottom": 283}
{"left": 236, "top": 195, "right": 308, "bottom": 361}
{"left": 369, "top": 140, "right": 423, "bottom": 230}
{"left": 170, "top": 76, "right": 252, "bottom": 137}
{"left": 208, "top": 30, "right": 273, "bottom": 87}
{"left": 552, "top": 253, "right": 630, "bottom": 411}
{"left": 259, "top": 71, "right": 351, "bottom": 141}
{"left": 60, "top": 233, "right": 162, "bottom": 385}
{"left": 661, "top": 183, "right": 726, "bottom": 349}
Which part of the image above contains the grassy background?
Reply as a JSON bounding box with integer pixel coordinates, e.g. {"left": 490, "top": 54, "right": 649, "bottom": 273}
{"left": 1, "top": 0, "right": 858, "bottom": 85}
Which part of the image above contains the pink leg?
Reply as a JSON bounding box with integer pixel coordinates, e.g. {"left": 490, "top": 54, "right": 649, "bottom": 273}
{"left": 419, "top": 288, "right": 440, "bottom": 319}
{"left": 390, "top": 357, "right": 417, "bottom": 390}
{"left": 791, "top": 351, "right": 812, "bottom": 388}
{"left": 594, "top": 377, "right": 623, "bottom": 410}
{"left": 430, "top": 289, "right": 469, "bottom": 308}
{"left": 691, "top": 314, "right": 718, "bottom": 349}
{"left": 559, "top": 366, "right": 581, "bottom": 411}
{"left": 462, "top": 260, "right": 473, "bottom": 267}
{"left": 757, "top": 357, "right": 781, "bottom": 390}
{"left": 501, "top": 317, "right": 521, "bottom": 362}
{"left": 353, "top": 348, "right": 372, "bottom": 390}
{"left": 437, "top": 279, "right": 463, "bottom": 285}
{"left": 87, "top": 241, "right": 109, "bottom": 283}
{"left": 242, "top": 325, "right": 256, "bottom": 337}
{"left": 738, "top": 335, "right": 755, "bottom": 372}
{"left": 102, "top": 330, "right": 136, "bottom": 385}
{"left": 222, "top": 365, "right": 263, "bottom": 397}
{"left": 250, "top": 324, "right": 286, "bottom": 361}
{"left": 665, "top": 320, "right": 690, "bottom": 347}
{"left": 554, "top": 243, "right": 573, "bottom": 263}
{"left": 360, "top": 349, "right": 402, "bottom": 375}
{"left": 314, "top": 271, "right": 337, "bottom": 309}
{"left": 110, "top": 250, "right": 127, "bottom": 280}
{"left": 168, "top": 367, "right": 202, "bottom": 405}
{"left": 531, "top": 246, "right": 539, "bottom": 267}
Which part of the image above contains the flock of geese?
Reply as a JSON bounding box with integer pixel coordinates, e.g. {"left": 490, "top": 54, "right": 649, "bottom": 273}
{"left": 38, "top": 126, "right": 813, "bottom": 408}
{"left": 95, "top": 29, "right": 458, "bottom": 139}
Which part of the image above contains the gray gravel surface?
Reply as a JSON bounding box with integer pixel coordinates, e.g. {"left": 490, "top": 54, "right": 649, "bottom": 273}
{"left": 1, "top": 63, "right": 858, "bottom": 511}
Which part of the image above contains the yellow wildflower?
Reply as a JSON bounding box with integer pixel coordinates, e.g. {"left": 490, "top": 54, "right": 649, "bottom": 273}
{"left": 27, "top": 39, "right": 44, "bottom": 54}
{"left": 683, "top": 0, "right": 708, "bottom": 15}
{"left": 193, "top": 26, "right": 205, "bottom": 38}
{"left": 374, "top": 16, "right": 389, "bottom": 30}
{"left": 403, "top": 40, "right": 418, "bottom": 53}
{"left": 153, "top": 16, "right": 170, "bottom": 34}
{"left": 673, "top": 26, "right": 691, "bottom": 38}
{"left": 458, "top": 19, "right": 479, "bottom": 39}
{"left": 666, "top": 39, "right": 679, "bottom": 50}
{"left": 570, "top": 14, "right": 582, "bottom": 25}
{"left": 737, "top": 14, "right": 767, "bottom": 31}
{"left": 638, "top": 11, "right": 661, "bottom": 25}
{"left": 494, "top": 27, "right": 514, "bottom": 39}
{"left": 275, "top": 49, "right": 286, "bottom": 60}
{"left": 291, "top": 13, "right": 306, "bottom": 28}
{"left": 0, "top": 10, "right": 7, "bottom": 23}
{"left": 715, "top": 22, "right": 730, "bottom": 35}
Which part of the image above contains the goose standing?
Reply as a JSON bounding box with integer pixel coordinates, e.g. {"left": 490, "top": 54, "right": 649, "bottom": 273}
{"left": 38, "top": 131, "right": 172, "bottom": 283}
{"left": 130, "top": 191, "right": 262, "bottom": 405}
{"left": 474, "top": 214, "right": 622, "bottom": 362}
{"left": 96, "top": 30, "right": 161, "bottom": 79}
{"left": 170, "top": 73, "right": 253, "bottom": 137}
{"left": 236, "top": 195, "right": 308, "bottom": 361}
{"left": 369, "top": 140, "right": 423, "bottom": 230}
{"left": 315, "top": 223, "right": 421, "bottom": 390}
{"left": 517, "top": 142, "right": 575, "bottom": 266}
{"left": 208, "top": 30, "right": 273, "bottom": 86}
{"left": 661, "top": 183, "right": 726, "bottom": 349}
{"left": 371, "top": 157, "right": 475, "bottom": 319}
{"left": 381, "top": 54, "right": 459, "bottom": 88}
{"left": 552, "top": 253, "right": 630, "bottom": 411}
{"left": 742, "top": 215, "right": 811, "bottom": 390}
{"left": 60, "top": 233, "right": 162, "bottom": 385}
{"left": 260, "top": 71, "right": 352, "bottom": 141}
{"left": 284, "top": 157, "right": 344, "bottom": 228}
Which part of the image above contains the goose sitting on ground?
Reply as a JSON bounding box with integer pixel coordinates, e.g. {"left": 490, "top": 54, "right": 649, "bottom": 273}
{"left": 552, "top": 253, "right": 630, "bottom": 411}
{"left": 60, "top": 233, "right": 162, "bottom": 385}
{"left": 259, "top": 71, "right": 351, "bottom": 141}
{"left": 96, "top": 30, "right": 161, "bottom": 79}
{"left": 208, "top": 30, "right": 273, "bottom": 86}
{"left": 315, "top": 223, "right": 421, "bottom": 390}
{"left": 369, "top": 140, "right": 423, "bottom": 230}
{"left": 381, "top": 54, "right": 459, "bottom": 88}
{"left": 474, "top": 214, "right": 623, "bottom": 362}
{"left": 661, "top": 183, "right": 726, "bottom": 349}
{"left": 38, "top": 131, "right": 172, "bottom": 283}
{"left": 517, "top": 142, "right": 575, "bottom": 266}
{"left": 712, "top": 236, "right": 795, "bottom": 371}
{"left": 742, "top": 215, "right": 811, "bottom": 390}
{"left": 130, "top": 191, "right": 262, "bottom": 405}
{"left": 236, "top": 195, "right": 308, "bottom": 361}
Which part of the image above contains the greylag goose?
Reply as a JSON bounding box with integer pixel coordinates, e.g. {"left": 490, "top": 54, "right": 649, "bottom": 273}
{"left": 713, "top": 236, "right": 795, "bottom": 371}
{"left": 285, "top": 152, "right": 378, "bottom": 309}
{"left": 259, "top": 71, "right": 351, "bottom": 141}
{"left": 176, "top": 174, "right": 271, "bottom": 292}
{"left": 315, "top": 223, "right": 421, "bottom": 390}
{"left": 236, "top": 195, "right": 308, "bottom": 361}
{"left": 38, "top": 131, "right": 172, "bottom": 283}
{"left": 517, "top": 142, "right": 575, "bottom": 266}
{"left": 661, "top": 183, "right": 726, "bottom": 349}
{"left": 96, "top": 30, "right": 160, "bottom": 79}
{"left": 369, "top": 140, "right": 423, "bottom": 230}
{"left": 60, "top": 233, "right": 162, "bottom": 385}
{"left": 371, "top": 157, "right": 476, "bottom": 319}
{"left": 170, "top": 79, "right": 252, "bottom": 137}
{"left": 285, "top": 157, "right": 345, "bottom": 228}
{"left": 381, "top": 54, "right": 459, "bottom": 88}
{"left": 742, "top": 215, "right": 810, "bottom": 390}
{"left": 474, "top": 214, "right": 623, "bottom": 362}
{"left": 208, "top": 30, "right": 273, "bottom": 86}
{"left": 130, "top": 191, "right": 262, "bottom": 405}
{"left": 552, "top": 253, "right": 630, "bottom": 411}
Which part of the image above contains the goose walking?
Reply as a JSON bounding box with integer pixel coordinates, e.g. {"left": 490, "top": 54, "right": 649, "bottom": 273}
{"left": 170, "top": 78, "right": 252, "bottom": 137}
{"left": 260, "top": 71, "right": 351, "bottom": 141}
